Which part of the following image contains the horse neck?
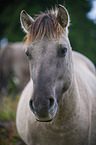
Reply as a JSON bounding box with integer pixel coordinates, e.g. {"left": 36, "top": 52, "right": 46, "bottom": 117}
{"left": 55, "top": 68, "right": 80, "bottom": 126}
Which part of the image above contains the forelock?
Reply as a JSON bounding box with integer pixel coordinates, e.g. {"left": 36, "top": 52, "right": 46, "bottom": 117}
{"left": 25, "top": 10, "right": 64, "bottom": 44}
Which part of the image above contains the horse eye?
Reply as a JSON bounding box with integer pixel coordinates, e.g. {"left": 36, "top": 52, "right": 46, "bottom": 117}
{"left": 25, "top": 49, "right": 31, "bottom": 60}
{"left": 58, "top": 47, "right": 67, "bottom": 57}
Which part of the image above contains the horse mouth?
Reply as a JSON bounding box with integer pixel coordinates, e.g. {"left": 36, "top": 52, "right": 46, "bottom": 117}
{"left": 36, "top": 118, "right": 53, "bottom": 122}
{"left": 32, "top": 108, "right": 57, "bottom": 122}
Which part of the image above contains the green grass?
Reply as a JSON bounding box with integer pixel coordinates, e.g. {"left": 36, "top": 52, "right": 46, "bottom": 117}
{"left": 0, "top": 96, "right": 19, "bottom": 121}
{"left": 0, "top": 95, "right": 25, "bottom": 145}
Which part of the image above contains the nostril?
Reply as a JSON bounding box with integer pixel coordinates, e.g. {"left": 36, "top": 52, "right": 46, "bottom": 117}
{"left": 29, "top": 100, "right": 32, "bottom": 109}
{"left": 29, "top": 100, "right": 35, "bottom": 112}
{"left": 49, "top": 98, "right": 55, "bottom": 109}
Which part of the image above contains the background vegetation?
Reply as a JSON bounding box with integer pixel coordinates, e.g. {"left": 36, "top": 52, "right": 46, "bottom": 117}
{"left": 0, "top": 0, "right": 96, "bottom": 144}
{"left": 0, "top": 0, "right": 96, "bottom": 65}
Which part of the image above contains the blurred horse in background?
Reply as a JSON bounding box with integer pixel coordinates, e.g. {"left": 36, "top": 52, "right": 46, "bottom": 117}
{"left": 0, "top": 42, "right": 29, "bottom": 95}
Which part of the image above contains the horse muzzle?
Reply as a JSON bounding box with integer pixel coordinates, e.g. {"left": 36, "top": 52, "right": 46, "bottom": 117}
{"left": 29, "top": 97, "right": 58, "bottom": 122}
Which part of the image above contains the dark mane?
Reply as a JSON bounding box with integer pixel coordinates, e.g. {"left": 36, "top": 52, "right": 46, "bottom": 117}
{"left": 26, "top": 10, "right": 63, "bottom": 44}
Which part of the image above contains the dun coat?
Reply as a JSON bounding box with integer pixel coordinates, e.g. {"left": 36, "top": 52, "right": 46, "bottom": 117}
{"left": 16, "top": 5, "right": 96, "bottom": 145}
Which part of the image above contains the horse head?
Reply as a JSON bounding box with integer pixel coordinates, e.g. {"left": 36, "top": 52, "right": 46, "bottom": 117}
{"left": 20, "top": 5, "right": 73, "bottom": 122}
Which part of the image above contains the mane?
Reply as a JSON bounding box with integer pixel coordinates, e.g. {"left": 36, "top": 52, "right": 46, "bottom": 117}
{"left": 25, "top": 10, "right": 64, "bottom": 44}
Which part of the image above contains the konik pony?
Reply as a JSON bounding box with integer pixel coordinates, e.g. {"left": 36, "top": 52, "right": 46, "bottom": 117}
{"left": 16, "top": 5, "right": 96, "bottom": 145}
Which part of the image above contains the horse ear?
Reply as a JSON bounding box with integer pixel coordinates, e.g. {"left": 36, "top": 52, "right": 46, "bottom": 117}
{"left": 57, "top": 4, "right": 69, "bottom": 28}
{"left": 20, "top": 10, "right": 34, "bottom": 33}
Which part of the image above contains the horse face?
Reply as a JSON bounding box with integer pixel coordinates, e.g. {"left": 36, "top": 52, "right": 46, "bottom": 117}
{"left": 25, "top": 38, "right": 73, "bottom": 122}
{"left": 20, "top": 4, "right": 72, "bottom": 122}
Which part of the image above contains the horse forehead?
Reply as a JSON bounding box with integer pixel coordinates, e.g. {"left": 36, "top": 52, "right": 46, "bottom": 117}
{"left": 29, "top": 40, "right": 58, "bottom": 56}
{"left": 29, "top": 33, "right": 68, "bottom": 51}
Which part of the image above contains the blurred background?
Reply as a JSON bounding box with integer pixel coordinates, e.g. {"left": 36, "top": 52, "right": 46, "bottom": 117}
{"left": 0, "top": 0, "right": 96, "bottom": 144}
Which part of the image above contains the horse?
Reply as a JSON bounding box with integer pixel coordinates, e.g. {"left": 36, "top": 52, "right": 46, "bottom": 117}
{"left": 0, "top": 42, "right": 29, "bottom": 94}
{"left": 16, "top": 4, "right": 96, "bottom": 145}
